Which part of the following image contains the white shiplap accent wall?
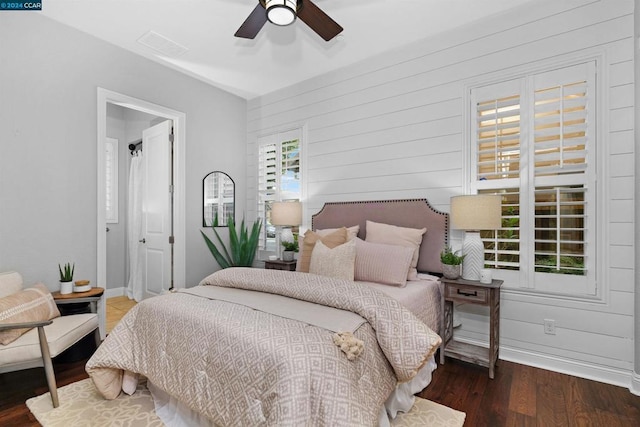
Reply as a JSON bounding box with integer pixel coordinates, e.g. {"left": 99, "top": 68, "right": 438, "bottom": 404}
{"left": 246, "top": 0, "right": 636, "bottom": 389}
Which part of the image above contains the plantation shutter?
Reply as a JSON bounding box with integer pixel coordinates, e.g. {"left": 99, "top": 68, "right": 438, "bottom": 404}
{"left": 531, "top": 62, "right": 595, "bottom": 288}
{"left": 533, "top": 63, "right": 592, "bottom": 178}
{"left": 472, "top": 79, "right": 523, "bottom": 272}
{"left": 258, "top": 141, "right": 278, "bottom": 248}
{"left": 471, "top": 61, "right": 596, "bottom": 295}
{"left": 257, "top": 129, "right": 302, "bottom": 251}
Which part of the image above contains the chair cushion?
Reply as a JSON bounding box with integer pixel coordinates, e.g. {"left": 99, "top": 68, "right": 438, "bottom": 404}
{"left": 0, "top": 283, "right": 61, "bottom": 345}
{"left": 0, "top": 271, "right": 23, "bottom": 298}
{"left": 0, "top": 313, "right": 98, "bottom": 367}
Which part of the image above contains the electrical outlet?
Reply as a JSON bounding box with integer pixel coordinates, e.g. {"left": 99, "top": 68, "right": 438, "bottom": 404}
{"left": 544, "top": 319, "right": 556, "bottom": 335}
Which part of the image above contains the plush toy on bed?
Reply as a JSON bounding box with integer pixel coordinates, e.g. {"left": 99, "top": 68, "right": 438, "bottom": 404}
{"left": 333, "top": 332, "right": 364, "bottom": 361}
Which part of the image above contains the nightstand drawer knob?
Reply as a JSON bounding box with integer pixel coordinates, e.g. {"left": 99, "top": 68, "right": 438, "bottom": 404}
{"left": 457, "top": 289, "right": 478, "bottom": 297}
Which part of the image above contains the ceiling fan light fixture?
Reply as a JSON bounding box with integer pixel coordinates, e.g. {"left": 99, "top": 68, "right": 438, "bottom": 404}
{"left": 266, "top": 0, "right": 297, "bottom": 26}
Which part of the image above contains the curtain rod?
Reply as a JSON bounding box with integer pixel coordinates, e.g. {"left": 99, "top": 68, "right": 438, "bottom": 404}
{"left": 128, "top": 139, "right": 142, "bottom": 154}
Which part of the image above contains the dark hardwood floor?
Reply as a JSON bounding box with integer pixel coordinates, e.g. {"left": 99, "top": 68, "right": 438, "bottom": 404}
{"left": 420, "top": 358, "right": 640, "bottom": 426}
{"left": 2, "top": 357, "right": 639, "bottom": 426}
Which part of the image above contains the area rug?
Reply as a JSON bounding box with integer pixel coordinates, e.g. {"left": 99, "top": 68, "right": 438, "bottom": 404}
{"left": 27, "top": 378, "right": 466, "bottom": 426}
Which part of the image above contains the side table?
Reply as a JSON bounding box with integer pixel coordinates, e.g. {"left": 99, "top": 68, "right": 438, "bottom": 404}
{"left": 439, "top": 277, "right": 503, "bottom": 378}
{"left": 264, "top": 259, "right": 297, "bottom": 271}
{"left": 52, "top": 287, "right": 104, "bottom": 315}
{"left": 51, "top": 287, "right": 105, "bottom": 361}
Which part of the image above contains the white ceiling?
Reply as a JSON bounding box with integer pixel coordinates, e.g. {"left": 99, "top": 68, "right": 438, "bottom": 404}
{"left": 42, "top": 0, "right": 536, "bottom": 100}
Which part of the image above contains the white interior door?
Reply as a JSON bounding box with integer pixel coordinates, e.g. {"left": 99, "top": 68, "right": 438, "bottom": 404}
{"left": 142, "top": 120, "right": 173, "bottom": 298}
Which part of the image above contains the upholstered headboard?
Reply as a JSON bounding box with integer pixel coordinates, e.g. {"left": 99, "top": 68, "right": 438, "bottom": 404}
{"left": 311, "top": 199, "right": 449, "bottom": 274}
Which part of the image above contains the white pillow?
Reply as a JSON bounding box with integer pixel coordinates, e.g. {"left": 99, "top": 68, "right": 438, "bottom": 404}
{"left": 365, "top": 220, "right": 427, "bottom": 280}
{"left": 309, "top": 239, "right": 356, "bottom": 281}
{"left": 354, "top": 239, "right": 414, "bottom": 287}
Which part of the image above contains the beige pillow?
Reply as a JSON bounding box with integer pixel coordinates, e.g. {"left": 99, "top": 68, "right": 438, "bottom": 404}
{"left": 297, "top": 228, "right": 348, "bottom": 273}
{"left": 309, "top": 239, "right": 356, "bottom": 281}
{"left": 0, "top": 282, "right": 61, "bottom": 345}
{"left": 365, "top": 220, "right": 427, "bottom": 280}
{"left": 316, "top": 225, "right": 360, "bottom": 241}
{"left": 354, "top": 239, "right": 414, "bottom": 287}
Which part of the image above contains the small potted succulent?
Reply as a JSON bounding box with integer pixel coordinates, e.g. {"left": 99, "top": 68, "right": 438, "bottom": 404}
{"left": 440, "top": 246, "right": 465, "bottom": 279}
{"left": 58, "top": 262, "right": 74, "bottom": 295}
{"left": 281, "top": 234, "right": 299, "bottom": 262}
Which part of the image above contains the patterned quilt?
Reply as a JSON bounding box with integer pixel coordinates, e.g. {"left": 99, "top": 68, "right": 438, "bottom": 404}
{"left": 86, "top": 268, "right": 441, "bottom": 427}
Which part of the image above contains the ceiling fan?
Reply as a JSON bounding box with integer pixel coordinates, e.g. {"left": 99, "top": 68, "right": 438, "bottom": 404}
{"left": 235, "top": 0, "right": 343, "bottom": 42}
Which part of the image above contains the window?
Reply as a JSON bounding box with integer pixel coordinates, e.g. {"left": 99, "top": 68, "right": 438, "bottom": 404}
{"left": 257, "top": 129, "right": 302, "bottom": 251}
{"left": 470, "top": 62, "right": 596, "bottom": 295}
{"left": 105, "top": 137, "right": 118, "bottom": 223}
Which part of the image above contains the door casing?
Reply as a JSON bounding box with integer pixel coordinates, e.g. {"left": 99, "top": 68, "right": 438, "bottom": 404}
{"left": 96, "top": 88, "right": 186, "bottom": 337}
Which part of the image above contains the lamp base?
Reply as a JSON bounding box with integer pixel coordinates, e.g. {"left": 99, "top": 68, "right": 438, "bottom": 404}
{"left": 461, "top": 231, "right": 484, "bottom": 281}
{"left": 278, "top": 227, "right": 294, "bottom": 260}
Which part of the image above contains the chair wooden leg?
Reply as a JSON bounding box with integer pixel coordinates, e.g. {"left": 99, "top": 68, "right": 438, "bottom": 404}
{"left": 36, "top": 326, "right": 59, "bottom": 408}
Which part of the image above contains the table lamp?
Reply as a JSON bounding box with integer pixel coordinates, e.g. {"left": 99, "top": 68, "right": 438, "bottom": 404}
{"left": 450, "top": 195, "right": 501, "bottom": 281}
{"left": 270, "top": 201, "right": 302, "bottom": 259}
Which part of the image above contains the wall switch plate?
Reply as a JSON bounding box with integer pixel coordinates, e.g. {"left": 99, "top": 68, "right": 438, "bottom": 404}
{"left": 544, "top": 319, "right": 556, "bottom": 335}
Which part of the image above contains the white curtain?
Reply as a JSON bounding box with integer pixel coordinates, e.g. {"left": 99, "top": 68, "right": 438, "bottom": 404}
{"left": 127, "top": 152, "right": 145, "bottom": 302}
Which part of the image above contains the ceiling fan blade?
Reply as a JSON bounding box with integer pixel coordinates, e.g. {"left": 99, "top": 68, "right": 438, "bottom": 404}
{"left": 234, "top": 4, "right": 268, "bottom": 39}
{"left": 297, "top": 0, "right": 343, "bottom": 41}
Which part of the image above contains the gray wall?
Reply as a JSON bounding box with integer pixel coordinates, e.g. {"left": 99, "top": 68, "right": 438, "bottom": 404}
{"left": 0, "top": 13, "right": 247, "bottom": 288}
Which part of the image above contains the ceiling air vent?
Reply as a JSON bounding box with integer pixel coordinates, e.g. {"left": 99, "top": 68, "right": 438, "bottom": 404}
{"left": 137, "top": 31, "right": 188, "bottom": 57}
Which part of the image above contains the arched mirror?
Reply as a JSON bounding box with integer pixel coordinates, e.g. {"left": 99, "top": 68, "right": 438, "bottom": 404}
{"left": 203, "top": 171, "right": 235, "bottom": 227}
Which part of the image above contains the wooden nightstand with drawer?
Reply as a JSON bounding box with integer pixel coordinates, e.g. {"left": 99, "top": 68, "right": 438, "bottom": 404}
{"left": 264, "top": 259, "right": 297, "bottom": 271}
{"left": 439, "top": 277, "right": 503, "bottom": 378}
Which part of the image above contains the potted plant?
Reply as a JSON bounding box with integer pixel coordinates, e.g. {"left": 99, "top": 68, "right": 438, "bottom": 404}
{"left": 440, "top": 246, "right": 465, "bottom": 279}
{"left": 281, "top": 234, "right": 298, "bottom": 261}
{"left": 201, "top": 216, "right": 262, "bottom": 268}
{"left": 58, "top": 262, "right": 74, "bottom": 295}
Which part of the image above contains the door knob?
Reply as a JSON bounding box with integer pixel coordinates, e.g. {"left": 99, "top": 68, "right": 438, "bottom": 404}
{"left": 139, "top": 238, "right": 146, "bottom": 244}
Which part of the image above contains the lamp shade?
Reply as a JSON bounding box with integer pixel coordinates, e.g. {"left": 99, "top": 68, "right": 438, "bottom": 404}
{"left": 271, "top": 201, "right": 302, "bottom": 226}
{"left": 450, "top": 195, "right": 501, "bottom": 231}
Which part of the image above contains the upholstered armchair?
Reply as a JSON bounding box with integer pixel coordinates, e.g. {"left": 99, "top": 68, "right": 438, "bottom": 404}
{"left": 0, "top": 271, "right": 100, "bottom": 407}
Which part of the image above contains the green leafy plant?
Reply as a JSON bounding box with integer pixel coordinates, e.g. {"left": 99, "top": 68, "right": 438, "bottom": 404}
{"left": 201, "top": 216, "right": 262, "bottom": 268}
{"left": 58, "top": 262, "right": 75, "bottom": 282}
{"left": 440, "top": 246, "right": 465, "bottom": 266}
{"left": 281, "top": 234, "right": 299, "bottom": 252}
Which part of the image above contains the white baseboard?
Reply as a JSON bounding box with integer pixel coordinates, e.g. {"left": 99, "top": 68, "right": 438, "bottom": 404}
{"left": 104, "top": 286, "right": 126, "bottom": 299}
{"left": 454, "top": 336, "right": 636, "bottom": 393}
{"left": 631, "top": 372, "right": 640, "bottom": 396}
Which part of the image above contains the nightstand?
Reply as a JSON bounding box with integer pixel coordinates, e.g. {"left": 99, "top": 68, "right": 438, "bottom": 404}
{"left": 264, "top": 259, "right": 297, "bottom": 271}
{"left": 439, "top": 277, "right": 503, "bottom": 379}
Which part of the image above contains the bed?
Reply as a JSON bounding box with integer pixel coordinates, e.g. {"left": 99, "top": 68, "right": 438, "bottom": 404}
{"left": 86, "top": 199, "right": 449, "bottom": 427}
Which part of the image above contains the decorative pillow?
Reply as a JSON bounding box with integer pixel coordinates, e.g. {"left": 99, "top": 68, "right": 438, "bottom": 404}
{"left": 365, "top": 220, "right": 427, "bottom": 280}
{"left": 297, "top": 227, "right": 348, "bottom": 273}
{"left": 316, "top": 225, "right": 360, "bottom": 241}
{"left": 309, "top": 239, "right": 356, "bottom": 281}
{"left": 354, "top": 239, "right": 414, "bottom": 287}
{"left": 0, "top": 282, "right": 60, "bottom": 345}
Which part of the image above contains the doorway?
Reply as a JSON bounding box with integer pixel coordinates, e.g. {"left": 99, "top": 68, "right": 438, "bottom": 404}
{"left": 96, "top": 88, "right": 186, "bottom": 338}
